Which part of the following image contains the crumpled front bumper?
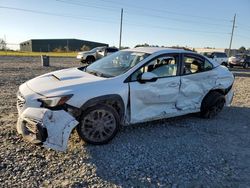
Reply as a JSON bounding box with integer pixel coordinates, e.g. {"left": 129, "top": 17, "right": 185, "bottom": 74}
{"left": 17, "top": 107, "right": 79, "bottom": 151}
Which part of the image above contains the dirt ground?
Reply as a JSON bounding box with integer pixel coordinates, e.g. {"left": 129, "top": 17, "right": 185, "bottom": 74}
{"left": 0, "top": 56, "right": 250, "bottom": 187}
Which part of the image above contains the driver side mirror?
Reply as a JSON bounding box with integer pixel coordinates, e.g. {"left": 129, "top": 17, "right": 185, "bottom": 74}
{"left": 138, "top": 72, "right": 158, "bottom": 83}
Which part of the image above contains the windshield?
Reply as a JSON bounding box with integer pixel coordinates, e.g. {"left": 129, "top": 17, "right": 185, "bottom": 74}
{"left": 84, "top": 51, "right": 149, "bottom": 77}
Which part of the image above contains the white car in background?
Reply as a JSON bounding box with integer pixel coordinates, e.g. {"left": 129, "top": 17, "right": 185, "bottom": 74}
{"left": 202, "top": 52, "right": 228, "bottom": 66}
{"left": 17, "top": 47, "right": 234, "bottom": 151}
{"left": 76, "top": 46, "right": 118, "bottom": 64}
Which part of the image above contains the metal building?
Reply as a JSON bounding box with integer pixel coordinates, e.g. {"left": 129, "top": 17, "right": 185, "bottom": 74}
{"left": 20, "top": 39, "right": 108, "bottom": 52}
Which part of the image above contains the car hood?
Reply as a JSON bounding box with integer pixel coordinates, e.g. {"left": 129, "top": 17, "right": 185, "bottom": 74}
{"left": 78, "top": 51, "right": 92, "bottom": 55}
{"left": 26, "top": 68, "right": 106, "bottom": 96}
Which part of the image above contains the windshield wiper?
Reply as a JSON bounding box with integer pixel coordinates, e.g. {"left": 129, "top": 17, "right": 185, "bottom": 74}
{"left": 85, "top": 69, "right": 112, "bottom": 78}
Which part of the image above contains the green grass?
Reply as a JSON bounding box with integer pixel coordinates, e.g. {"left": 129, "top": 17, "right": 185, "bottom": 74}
{"left": 0, "top": 51, "right": 77, "bottom": 57}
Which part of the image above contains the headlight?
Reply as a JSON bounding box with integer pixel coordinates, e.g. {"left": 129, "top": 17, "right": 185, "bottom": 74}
{"left": 38, "top": 94, "right": 73, "bottom": 107}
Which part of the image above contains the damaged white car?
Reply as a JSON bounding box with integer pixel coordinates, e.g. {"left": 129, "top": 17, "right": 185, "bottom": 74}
{"left": 17, "top": 47, "right": 234, "bottom": 151}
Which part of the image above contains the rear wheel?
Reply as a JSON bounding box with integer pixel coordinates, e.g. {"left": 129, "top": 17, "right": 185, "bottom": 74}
{"left": 200, "top": 91, "right": 225, "bottom": 118}
{"left": 77, "top": 104, "right": 120, "bottom": 145}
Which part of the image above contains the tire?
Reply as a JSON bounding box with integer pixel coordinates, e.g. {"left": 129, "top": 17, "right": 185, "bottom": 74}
{"left": 86, "top": 56, "right": 95, "bottom": 64}
{"left": 229, "top": 64, "right": 234, "bottom": 68}
{"left": 243, "top": 63, "right": 249, "bottom": 69}
{"left": 77, "top": 104, "right": 120, "bottom": 145}
{"left": 200, "top": 91, "right": 225, "bottom": 118}
{"left": 221, "top": 62, "right": 228, "bottom": 67}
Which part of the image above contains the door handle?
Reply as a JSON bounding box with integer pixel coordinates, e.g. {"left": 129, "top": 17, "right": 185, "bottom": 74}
{"left": 168, "top": 83, "right": 179, "bottom": 87}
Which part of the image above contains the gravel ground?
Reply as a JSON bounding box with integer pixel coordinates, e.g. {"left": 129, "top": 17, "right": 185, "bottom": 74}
{"left": 0, "top": 56, "right": 250, "bottom": 187}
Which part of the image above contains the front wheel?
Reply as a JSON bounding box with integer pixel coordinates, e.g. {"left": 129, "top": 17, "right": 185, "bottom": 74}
{"left": 243, "top": 63, "right": 249, "bottom": 69}
{"left": 77, "top": 104, "right": 120, "bottom": 145}
{"left": 221, "top": 62, "right": 228, "bottom": 67}
{"left": 86, "top": 56, "right": 95, "bottom": 64}
{"left": 200, "top": 91, "right": 225, "bottom": 118}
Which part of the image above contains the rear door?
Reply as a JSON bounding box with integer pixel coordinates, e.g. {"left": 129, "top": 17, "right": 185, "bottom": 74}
{"left": 128, "top": 53, "right": 181, "bottom": 123}
{"left": 176, "top": 53, "right": 216, "bottom": 112}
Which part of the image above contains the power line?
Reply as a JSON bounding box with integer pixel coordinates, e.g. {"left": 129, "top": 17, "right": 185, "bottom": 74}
{"left": 2, "top": 5, "right": 250, "bottom": 42}
{"left": 234, "top": 34, "right": 250, "bottom": 40}
{"left": 89, "top": 0, "right": 232, "bottom": 23}
{"left": 0, "top": 6, "right": 118, "bottom": 24}
{"left": 124, "top": 21, "right": 230, "bottom": 35}
{"left": 56, "top": 0, "right": 232, "bottom": 28}
{"left": 236, "top": 24, "right": 250, "bottom": 32}
{"left": 87, "top": 0, "right": 250, "bottom": 31}
{"left": 0, "top": 5, "right": 230, "bottom": 36}
{"left": 123, "top": 11, "right": 232, "bottom": 28}
{"left": 55, "top": 0, "right": 250, "bottom": 35}
{"left": 55, "top": 0, "right": 118, "bottom": 12}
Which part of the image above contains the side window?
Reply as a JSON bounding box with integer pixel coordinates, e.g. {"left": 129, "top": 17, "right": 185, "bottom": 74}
{"left": 183, "top": 55, "right": 213, "bottom": 75}
{"left": 131, "top": 54, "right": 178, "bottom": 81}
{"left": 214, "top": 53, "right": 220, "bottom": 58}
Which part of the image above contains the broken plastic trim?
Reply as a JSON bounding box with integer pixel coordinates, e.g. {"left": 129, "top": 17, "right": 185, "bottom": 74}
{"left": 17, "top": 107, "right": 79, "bottom": 151}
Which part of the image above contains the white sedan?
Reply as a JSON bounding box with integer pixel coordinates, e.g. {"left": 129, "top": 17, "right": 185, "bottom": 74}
{"left": 16, "top": 47, "right": 234, "bottom": 151}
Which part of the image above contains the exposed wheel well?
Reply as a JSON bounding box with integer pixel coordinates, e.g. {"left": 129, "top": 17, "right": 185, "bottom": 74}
{"left": 200, "top": 90, "right": 225, "bottom": 118}
{"left": 201, "top": 89, "right": 225, "bottom": 109}
{"left": 80, "top": 95, "right": 125, "bottom": 122}
{"left": 208, "top": 89, "right": 225, "bottom": 95}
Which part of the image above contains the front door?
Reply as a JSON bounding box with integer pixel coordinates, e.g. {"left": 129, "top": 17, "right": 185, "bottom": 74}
{"left": 128, "top": 54, "right": 181, "bottom": 123}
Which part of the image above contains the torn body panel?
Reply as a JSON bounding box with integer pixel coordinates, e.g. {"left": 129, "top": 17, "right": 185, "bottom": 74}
{"left": 176, "top": 71, "right": 218, "bottom": 111}
{"left": 176, "top": 66, "right": 234, "bottom": 111}
{"left": 17, "top": 107, "right": 78, "bottom": 151}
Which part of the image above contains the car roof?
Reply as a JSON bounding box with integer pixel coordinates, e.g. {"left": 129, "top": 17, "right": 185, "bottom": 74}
{"left": 123, "top": 47, "right": 220, "bottom": 67}
{"left": 123, "top": 47, "right": 187, "bottom": 54}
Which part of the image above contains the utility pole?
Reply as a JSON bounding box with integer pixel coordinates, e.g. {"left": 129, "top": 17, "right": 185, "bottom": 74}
{"left": 4, "top": 34, "right": 7, "bottom": 55}
{"left": 67, "top": 40, "right": 69, "bottom": 52}
{"left": 228, "top": 14, "right": 236, "bottom": 57}
{"left": 119, "top": 8, "right": 123, "bottom": 50}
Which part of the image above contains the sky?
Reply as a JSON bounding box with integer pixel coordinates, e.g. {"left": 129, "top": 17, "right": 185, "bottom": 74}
{"left": 0, "top": 0, "right": 250, "bottom": 50}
